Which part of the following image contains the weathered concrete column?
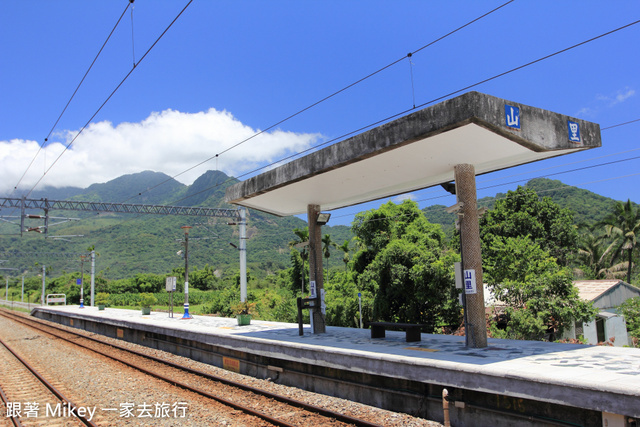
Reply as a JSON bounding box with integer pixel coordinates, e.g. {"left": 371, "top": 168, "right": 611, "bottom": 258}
{"left": 455, "top": 164, "right": 488, "bottom": 348}
{"left": 307, "top": 204, "right": 326, "bottom": 333}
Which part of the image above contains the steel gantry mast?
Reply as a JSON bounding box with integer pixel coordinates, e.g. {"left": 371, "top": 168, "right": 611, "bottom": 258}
{"left": 0, "top": 197, "right": 248, "bottom": 308}
{"left": 0, "top": 197, "right": 241, "bottom": 221}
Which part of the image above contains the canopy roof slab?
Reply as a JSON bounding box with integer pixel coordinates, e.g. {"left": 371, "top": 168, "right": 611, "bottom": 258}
{"left": 225, "top": 91, "right": 601, "bottom": 216}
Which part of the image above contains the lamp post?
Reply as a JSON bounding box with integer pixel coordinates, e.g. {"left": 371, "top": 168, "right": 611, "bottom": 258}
{"left": 181, "top": 226, "right": 193, "bottom": 319}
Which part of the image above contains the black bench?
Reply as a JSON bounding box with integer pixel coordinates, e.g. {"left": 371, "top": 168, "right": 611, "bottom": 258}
{"left": 368, "top": 322, "right": 423, "bottom": 342}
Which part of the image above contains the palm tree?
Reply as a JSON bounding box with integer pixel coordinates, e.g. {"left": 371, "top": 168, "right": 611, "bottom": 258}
{"left": 321, "top": 234, "right": 336, "bottom": 262}
{"left": 321, "top": 234, "right": 337, "bottom": 279}
{"left": 337, "top": 239, "right": 351, "bottom": 271}
{"left": 289, "top": 227, "right": 309, "bottom": 295}
{"left": 601, "top": 200, "right": 640, "bottom": 283}
{"left": 576, "top": 226, "right": 625, "bottom": 279}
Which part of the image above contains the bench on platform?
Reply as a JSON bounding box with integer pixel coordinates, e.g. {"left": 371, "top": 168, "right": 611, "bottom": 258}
{"left": 368, "top": 321, "right": 423, "bottom": 342}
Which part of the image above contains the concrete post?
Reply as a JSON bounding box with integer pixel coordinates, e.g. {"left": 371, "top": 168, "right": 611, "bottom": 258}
{"left": 90, "top": 250, "right": 95, "bottom": 307}
{"left": 41, "top": 265, "right": 45, "bottom": 305}
{"left": 307, "top": 204, "right": 326, "bottom": 334}
{"left": 239, "top": 207, "right": 247, "bottom": 303}
{"left": 455, "top": 164, "right": 488, "bottom": 348}
{"left": 181, "top": 226, "right": 193, "bottom": 319}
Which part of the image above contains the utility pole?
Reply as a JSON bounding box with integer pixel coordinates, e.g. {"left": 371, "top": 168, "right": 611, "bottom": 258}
{"left": 90, "top": 250, "right": 95, "bottom": 306}
{"left": 228, "top": 208, "right": 248, "bottom": 302}
{"left": 181, "top": 226, "right": 193, "bottom": 319}
{"left": 79, "top": 255, "right": 85, "bottom": 308}
{"left": 239, "top": 207, "right": 247, "bottom": 303}
{"left": 41, "top": 265, "right": 46, "bottom": 305}
{"left": 1, "top": 268, "right": 19, "bottom": 301}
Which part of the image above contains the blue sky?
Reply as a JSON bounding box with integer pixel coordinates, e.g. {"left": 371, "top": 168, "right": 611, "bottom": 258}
{"left": 1, "top": 1, "right": 639, "bottom": 226}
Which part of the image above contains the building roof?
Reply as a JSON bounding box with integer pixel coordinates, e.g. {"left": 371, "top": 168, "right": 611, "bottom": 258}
{"left": 573, "top": 280, "right": 633, "bottom": 302}
{"left": 225, "top": 91, "right": 601, "bottom": 217}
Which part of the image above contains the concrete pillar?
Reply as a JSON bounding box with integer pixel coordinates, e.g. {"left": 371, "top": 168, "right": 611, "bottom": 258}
{"left": 90, "top": 250, "right": 95, "bottom": 307}
{"left": 239, "top": 207, "right": 247, "bottom": 303}
{"left": 307, "top": 204, "right": 326, "bottom": 334}
{"left": 455, "top": 164, "right": 488, "bottom": 348}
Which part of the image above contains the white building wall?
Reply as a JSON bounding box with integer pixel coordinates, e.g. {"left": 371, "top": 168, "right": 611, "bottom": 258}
{"left": 605, "top": 316, "right": 629, "bottom": 347}
{"left": 582, "top": 320, "right": 598, "bottom": 345}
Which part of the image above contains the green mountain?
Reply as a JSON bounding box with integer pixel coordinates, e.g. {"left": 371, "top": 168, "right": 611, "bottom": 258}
{"left": 0, "top": 170, "right": 352, "bottom": 280}
{"left": 1, "top": 173, "right": 631, "bottom": 282}
{"left": 424, "top": 178, "right": 627, "bottom": 235}
{"left": 524, "top": 178, "right": 625, "bottom": 225}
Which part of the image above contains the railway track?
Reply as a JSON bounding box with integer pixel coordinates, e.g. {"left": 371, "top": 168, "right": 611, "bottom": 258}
{"left": 0, "top": 308, "right": 385, "bottom": 427}
{"left": 0, "top": 335, "right": 96, "bottom": 427}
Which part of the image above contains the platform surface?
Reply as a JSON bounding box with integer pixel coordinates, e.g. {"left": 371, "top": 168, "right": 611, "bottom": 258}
{"left": 28, "top": 304, "right": 640, "bottom": 417}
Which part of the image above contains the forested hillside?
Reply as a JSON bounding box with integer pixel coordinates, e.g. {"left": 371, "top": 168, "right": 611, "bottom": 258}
{"left": 0, "top": 170, "right": 351, "bottom": 280}
{"left": 3, "top": 173, "right": 640, "bottom": 341}
{"left": 0, "top": 173, "right": 634, "bottom": 283}
{"left": 423, "top": 178, "right": 627, "bottom": 235}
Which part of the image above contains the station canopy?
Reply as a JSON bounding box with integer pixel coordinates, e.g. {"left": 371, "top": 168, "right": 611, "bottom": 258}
{"left": 225, "top": 91, "right": 601, "bottom": 217}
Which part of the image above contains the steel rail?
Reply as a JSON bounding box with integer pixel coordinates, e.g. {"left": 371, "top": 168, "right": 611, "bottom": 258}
{"left": 0, "top": 382, "right": 24, "bottom": 427}
{"left": 0, "top": 309, "right": 383, "bottom": 427}
{"left": 0, "top": 336, "right": 97, "bottom": 427}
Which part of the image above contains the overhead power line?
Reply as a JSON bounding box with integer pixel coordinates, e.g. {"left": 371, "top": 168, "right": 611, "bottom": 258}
{"left": 7, "top": 8, "right": 639, "bottom": 244}
{"left": 11, "top": 1, "right": 133, "bottom": 194}
{"left": 20, "top": 0, "right": 194, "bottom": 200}
{"left": 132, "top": 17, "right": 640, "bottom": 209}
{"left": 121, "top": 1, "right": 515, "bottom": 203}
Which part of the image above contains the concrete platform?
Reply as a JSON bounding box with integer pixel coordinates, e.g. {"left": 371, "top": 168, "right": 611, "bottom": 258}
{"left": 29, "top": 305, "right": 640, "bottom": 427}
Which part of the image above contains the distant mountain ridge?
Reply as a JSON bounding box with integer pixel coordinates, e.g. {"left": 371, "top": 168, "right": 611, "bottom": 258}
{"left": 1, "top": 170, "right": 349, "bottom": 279}
{"left": 1, "top": 173, "right": 630, "bottom": 280}
{"left": 27, "top": 170, "right": 186, "bottom": 205}
{"left": 424, "top": 178, "right": 627, "bottom": 234}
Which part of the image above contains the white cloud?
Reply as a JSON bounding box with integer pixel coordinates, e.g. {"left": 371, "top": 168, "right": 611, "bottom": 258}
{"left": 576, "top": 87, "right": 635, "bottom": 118}
{"left": 0, "top": 108, "right": 322, "bottom": 195}
{"left": 391, "top": 193, "right": 417, "bottom": 203}
{"left": 595, "top": 87, "right": 636, "bottom": 107}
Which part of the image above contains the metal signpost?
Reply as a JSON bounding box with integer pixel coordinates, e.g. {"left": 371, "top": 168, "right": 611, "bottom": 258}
{"left": 166, "top": 276, "right": 177, "bottom": 318}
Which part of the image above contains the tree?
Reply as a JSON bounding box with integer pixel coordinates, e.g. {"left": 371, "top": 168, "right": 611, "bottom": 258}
{"left": 337, "top": 239, "right": 352, "bottom": 270}
{"left": 352, "top": 200, "right": 440, "bottom": 273}
{"left": 600, "top": 199, "right": 640, "bottom": 284}
{"left": 289, "top": 250, "right": 307, "bottom": 294}
{"left": 484, "top": 236, "right": 597, "bottom": 340}
{"left": 289, "top": 227, "right": 309, "bottom": 295}
{"left": 479, "top": 186, "right": 577, "bottom": 266}
{"left": 575, "top": 224, "right": 625, "bottom": 280}
{"left": 352, "top": 200, "right": 460, "bottom": 331}
{"left": 619, "top": 297, "right": 640, "bottom": 345}
{"left": 322, "top": 234, "right": 336, "bottom": 261}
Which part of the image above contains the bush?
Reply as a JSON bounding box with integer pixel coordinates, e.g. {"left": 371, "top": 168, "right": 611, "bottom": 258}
{"left": 95, "top": 292, "right": 110, "bottom": 305}
{"left": 139, "top": 293, "right": 158, "bottom": 308}
{"left": 619, "top": 297, "right": 640, "bottom": 343}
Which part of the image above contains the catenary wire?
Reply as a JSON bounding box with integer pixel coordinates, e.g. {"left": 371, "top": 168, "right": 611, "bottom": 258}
{"left": 130, "top": 17, "right": 640, "bottom": 207}
{"left": 119, "top": 1, "right": 515, "bottom": 203}
{"left": 5, "top": 12, "right": 640, "bottom": 249}
{"left": 10, "top": 1, "right": 133, "bottom": 194}
{"left": 20, "top": 0, "right": 193, "bottom": 200}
